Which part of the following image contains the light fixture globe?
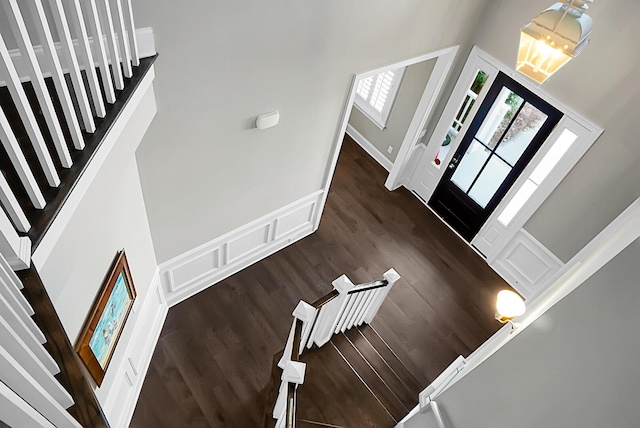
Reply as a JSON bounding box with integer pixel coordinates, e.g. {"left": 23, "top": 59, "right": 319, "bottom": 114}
{"left": 517, "top": 0, "right": 594, "bottom": 83}
{"left": 495, "top": 290, "right": 526, "bottom": 323}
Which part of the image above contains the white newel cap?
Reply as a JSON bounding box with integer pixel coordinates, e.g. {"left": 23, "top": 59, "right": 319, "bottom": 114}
{"left": 383, "top": 268, "right": 401, "bottom": 284}
{"left": 282, "top": 361, "right": 306, "bottom": 385}
{"left": 332, "top": 274, "right": 355, "bottom": 294}
{"left": 292, "top": 301, "right": 316, "bottom": 321}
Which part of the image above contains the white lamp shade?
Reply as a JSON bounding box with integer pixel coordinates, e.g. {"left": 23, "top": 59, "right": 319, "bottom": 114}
{"left": 496, "top": 290, "right": 526, "bottom": 320}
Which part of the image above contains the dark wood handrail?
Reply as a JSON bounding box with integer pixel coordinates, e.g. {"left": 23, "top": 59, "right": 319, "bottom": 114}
{"left": 311, "top": 289, "right": 340, "bottom": 308}
{"left": 348, "top": 279, "right": 388, "bottom": 294}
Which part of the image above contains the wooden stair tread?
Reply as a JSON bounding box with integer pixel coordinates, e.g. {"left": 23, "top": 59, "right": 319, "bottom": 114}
{"left": 330, "top": 333, "right": 409, "bottom": 422}
{"left": 358, "top": 324, "right": 424, "bottom": 393}
{"left": 344, "top": 327, "right": 419, "bottom": 409}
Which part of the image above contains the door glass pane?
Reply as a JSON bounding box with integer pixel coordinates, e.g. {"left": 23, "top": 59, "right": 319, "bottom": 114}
{"left": 475, "top": 88, "right": 524, "bottom": 148}
{"left": 495, "top": 102, "right": 548, "bottom": 166}
{"left": 451, "top": 140, "right": 490, "bottom": 192}
{"left": 434, "top": 69, "right": 489, "bottom": 167}
{"left": 468, "top": 155, "right": 512, "bottom": 207}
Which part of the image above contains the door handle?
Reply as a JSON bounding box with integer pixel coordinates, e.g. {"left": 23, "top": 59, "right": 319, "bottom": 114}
{"left": 448, "top": 156, "right": 460, "bottom": 169}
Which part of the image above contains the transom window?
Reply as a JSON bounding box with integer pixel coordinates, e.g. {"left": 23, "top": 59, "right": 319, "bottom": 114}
{"left": 354, "top": 68, "right": 405, "bottom": 129}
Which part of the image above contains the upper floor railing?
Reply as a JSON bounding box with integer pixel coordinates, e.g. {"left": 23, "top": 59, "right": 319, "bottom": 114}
{"left": 272, "top": 268, "right": 400, "bottom": 428}
{"left": 0, "top": 0, "right": 150, "bottom": 269}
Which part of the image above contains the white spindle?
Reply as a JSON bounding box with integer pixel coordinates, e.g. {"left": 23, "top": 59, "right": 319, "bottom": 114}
{"left": 0, "top": 33, "right": 59, "bottom": 193}
{"left": 343, "top": 291, "right": 366, "bottom": 332}
{"left": 0, "top": 170, "right": 30, "bottom": 234}
{"left": 363, "top": 269, "right": 400, "bottom": 324}
{"left": 0, "top": 316, "right": 64, "bottom": 399}
{"left": 335, "top": 293, "right": 356, "bottom": 333}
{"left": 121, "top": 0, "right": 139, "bottom": 66}
{"left": 0, "top": 346, "right": 79, "bottom": 426}
{"left": 0, "top": 292, "right": 52, "bottom": 363}
{"left": 27, "top": 0, "right": 85, "bottom": 150}
{"left": 355, "top": 289, "right": 376, "bottom": 326}
{"left": 0, "top": 254, "right": 32, "bottom": 315}
{"left": 2, "top": 0, "right": 73, "bottom": 168}
{"left": 97, "top": 0, "right": 124, "bottom": 89}
{"left": 65, "top": 0, "right": 109, "bottom": 113}
{"left": 83, "top": 0, "right": 117, "bottom": 103}
{"left": 0, "top": 380, "right": 56, "bottom": 428}
{"left": 0, "top": 104, "right": 45, "bottom": 212}
{"left": 111, "top": 0, "right": 132, "bottom": 78}
{"left": 48, "top": 0, "right": 96, "bottom": 133}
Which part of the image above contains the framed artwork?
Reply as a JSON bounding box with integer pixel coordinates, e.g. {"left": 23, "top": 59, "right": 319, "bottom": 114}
{"left": 75, "top": 250, "right": 136, "bottom": 386}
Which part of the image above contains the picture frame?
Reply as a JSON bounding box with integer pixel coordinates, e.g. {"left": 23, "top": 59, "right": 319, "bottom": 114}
{"left": 75, "top": 250, "right": 136, "bottom": 386}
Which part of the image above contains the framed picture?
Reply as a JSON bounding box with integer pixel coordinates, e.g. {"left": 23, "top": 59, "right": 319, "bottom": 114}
{"left": 75, "top": 250, "right": 136, "bottom": 386}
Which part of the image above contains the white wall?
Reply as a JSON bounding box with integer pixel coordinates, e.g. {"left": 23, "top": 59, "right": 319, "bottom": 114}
{"left": 131, "top": 0, "right": 492, "bottom": 263}
{"left": 470, "top": 0, "right": 640, "bottom": 262}
{"left": 349, "top": 59, "right": 436, "bottom": 163}
{"left": 403, "top": 236, "right": 640, "bottom": 428}
{"left": 38, "top": 87, "right": 158, "bottom": 344}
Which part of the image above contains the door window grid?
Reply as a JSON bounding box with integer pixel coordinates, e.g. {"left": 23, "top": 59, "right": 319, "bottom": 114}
{"left": 450, "top": 86, "right": 549, "bottom": 209}
{"left": 434, "top": 69, "right": 489, "bottom": 167}
{"left": 354, "top": 68, "right": 405, "bottom": 129}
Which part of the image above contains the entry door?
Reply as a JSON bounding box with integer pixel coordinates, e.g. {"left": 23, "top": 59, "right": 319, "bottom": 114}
{"left": 429, "top": 72, "right": 562, "bottom": 241}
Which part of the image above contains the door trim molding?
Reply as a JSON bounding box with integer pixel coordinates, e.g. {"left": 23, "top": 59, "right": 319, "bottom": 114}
{"left": 314, "top": 45, "right": 460, "bottom": 230}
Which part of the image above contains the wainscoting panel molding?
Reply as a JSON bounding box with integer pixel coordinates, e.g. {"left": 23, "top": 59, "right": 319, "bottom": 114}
{"left": 98, "top": 269, "right": 168, "bottom": 428}
{"left": 161, "top": 191, "right": 324, "bottom": 307}
{"left": 490, "top": 229, "right": 563, "bottom": 299}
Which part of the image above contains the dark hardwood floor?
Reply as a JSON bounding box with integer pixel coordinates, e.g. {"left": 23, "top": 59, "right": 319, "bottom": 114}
{"left": 130, "top": 135, "right": 509, "bottom": 427}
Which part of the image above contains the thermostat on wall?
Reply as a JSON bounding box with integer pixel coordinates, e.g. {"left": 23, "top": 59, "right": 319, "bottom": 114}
{"left": 256, "top": 111, "right": 280, "bottom": 130}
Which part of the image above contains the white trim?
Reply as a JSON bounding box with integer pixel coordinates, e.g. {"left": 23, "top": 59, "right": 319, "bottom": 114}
{"left": 99, "top": 269, "right": 168, "bottom": 428}
{"left": 315, "top": 45, "right": 460, "bottom": 230}
{"left": 385, "top": 46, "right": 460, "bottom": 190}
{"left": 490, "top": 229, "right": 564, "bottom": 299}
{"left": 31, "top": 66, "right": 157, "bottom": 271}
{"left": 160, "top": 191, "right": 324, "bottom": 307}
{"left": 345, "top": 124, "right": 393, "bottom": 172}
{"left": 0, "top": 27, "right": 156, "bottom": 86}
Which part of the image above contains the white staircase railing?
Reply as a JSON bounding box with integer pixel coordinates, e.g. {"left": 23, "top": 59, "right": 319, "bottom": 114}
{"left": 0, "top": 250, "right": 81, "bottom": 427}
{"left": 0, "top": 0, "right": 142, "bottom": 269}
{"left": 272, "top": 268, "right": 400, "bottom": 428}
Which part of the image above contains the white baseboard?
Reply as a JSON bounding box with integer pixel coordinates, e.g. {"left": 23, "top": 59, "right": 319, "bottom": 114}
{"left": 0, "top": 27, "right": 156, "bottom": 87}
{"left": 160, "top": 191, "right": 324, "bottom": 307}
{"left": 346, "top": 124, "right": 394, "bottom": 172}
{"left": 490, "top": 229, "right": 564, "bottom": 299}
{"left": 99, "top": 269, "right": 168, "bottom": 428}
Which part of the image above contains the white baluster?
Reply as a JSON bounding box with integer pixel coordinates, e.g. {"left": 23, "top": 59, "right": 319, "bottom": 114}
{"left": 363, "top": 269, "right": 400, "bottom": 324}
{"left": 96, "top": 0, "right": 124, "bottom": 89}
{"left": 47, "top": 0, "right": 96, "bottom": 133}
{"left": 335, "top": 293, "right": 356, "bottom": 333}
{"left": 0, "top": 33, "right": 59, "bottom": 193}
{"left": 110, "top": 0, "right": 132, "bottom": 77}
{"left": 82, "top": 0, "right": 117, "bottom": 103}
{"left": 277, "top": 318, "right": 296, "bottom": 370}
{"left": 0, "top": 109, "right": 37, "bottom": 230}
{"left": 0, "top": 381, "right": 56, "bottom": 428}
{"left": 121, "top": 0, "right": 139, "bottom": 66}
{"left": 65, "top": 0, "right": 108, "bottom": 114}
{"left": 355, "top": 289, "right": 376, "bottom": 326}
{"left": 0, "top": 254, "right": 32, "bottom": 315}
{"left": 2, "top": 0, "right": 73, "bottom": 168}
{"left": 343, "top": 291, "right": 366, "bottom": 332}
{"left": 0, "top": 346, "right": 80, "bottom": 426}
{"left": 293, "top": 301, "right": 316, "bottom": 354}
{"left": 26, "top": 0, "right": 85, "bottom": 150}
